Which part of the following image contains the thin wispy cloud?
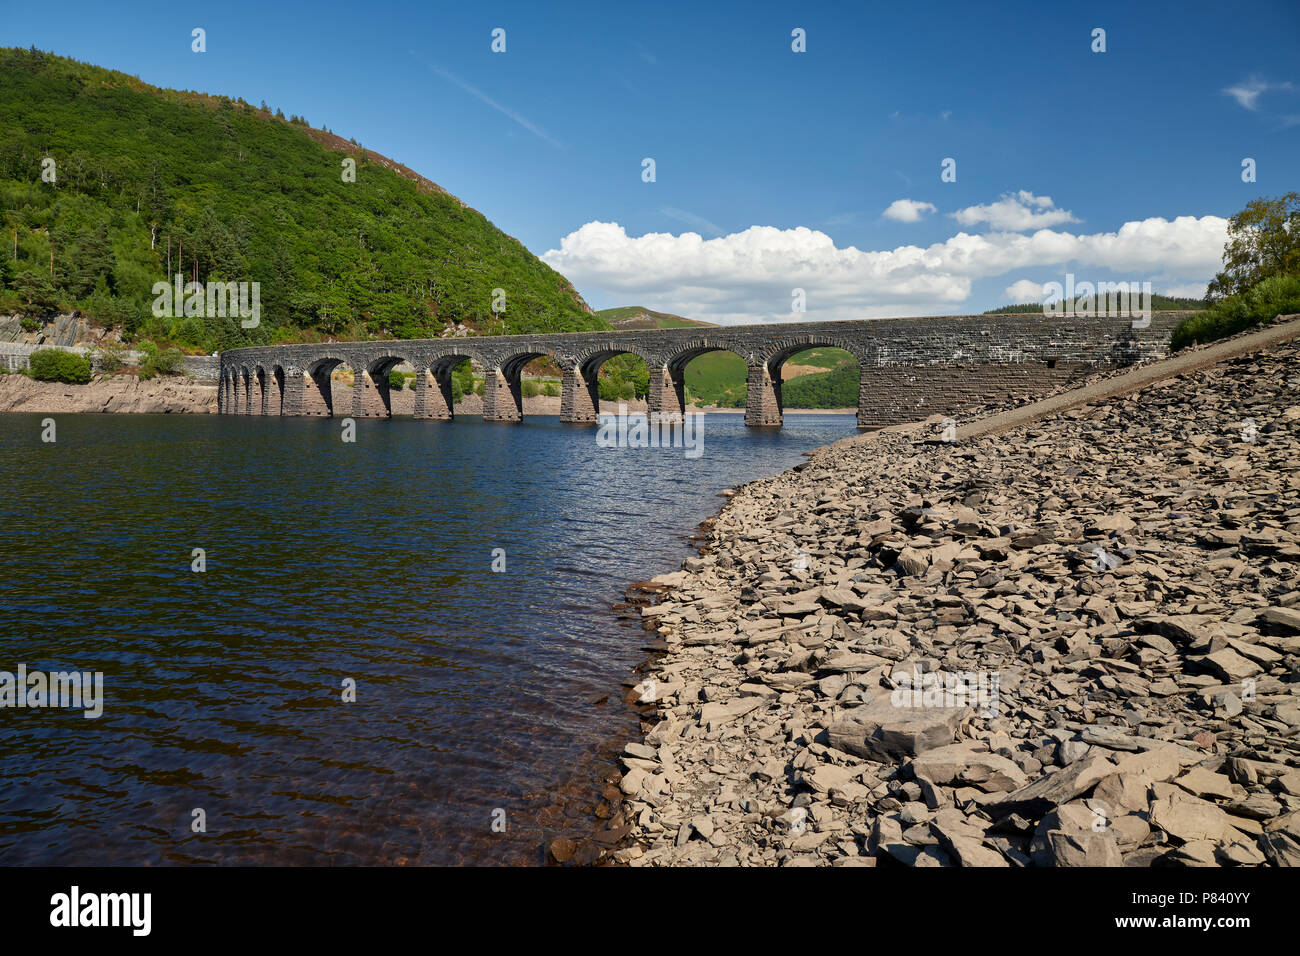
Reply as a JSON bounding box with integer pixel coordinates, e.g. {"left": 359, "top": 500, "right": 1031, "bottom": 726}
{"left": 412, "top": 54, "right": 564, "bottom": 150}
{"left": 1223, "top": 75, "right": 1294, "bottom": 111}
{"left": 820, "top": 211, "right": 861, "bottom": 228}
{"left": 661, "top": 206, "right": 722, "bottom": 236}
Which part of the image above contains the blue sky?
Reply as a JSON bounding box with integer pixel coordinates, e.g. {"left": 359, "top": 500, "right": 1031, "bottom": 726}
{"left": 4, "top": 0, "right": 1299, "bottom": 322}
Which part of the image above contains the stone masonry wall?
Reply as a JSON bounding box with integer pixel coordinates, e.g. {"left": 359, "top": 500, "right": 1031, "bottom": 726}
{"left": 219, "top": 312, "right": 1191, "bottom": 425}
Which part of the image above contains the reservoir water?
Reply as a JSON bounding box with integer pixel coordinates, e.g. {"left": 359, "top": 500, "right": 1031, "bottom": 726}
{"left": 0, "top": 411, "right": 857, "bottom": 864}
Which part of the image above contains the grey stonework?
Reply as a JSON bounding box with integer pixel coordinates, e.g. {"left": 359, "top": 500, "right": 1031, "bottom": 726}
{"left": 218, "top": 312, "right": 1190, "bottom": 427}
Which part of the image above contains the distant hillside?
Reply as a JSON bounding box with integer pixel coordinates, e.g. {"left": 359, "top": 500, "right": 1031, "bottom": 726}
{"left": 0, "top": 47, "right": 604, "bottom": 353}
{"left": 781, "top": 364, "right": 858, "bottom": 408}
{"left": 984, "top": 294, "right": 1206, "bottom": 315}
{"left": 597, "top": 306, "right": 715, "bottom": 330}
{"left": 684, "top": 346, "right": 857, "bottom": 408}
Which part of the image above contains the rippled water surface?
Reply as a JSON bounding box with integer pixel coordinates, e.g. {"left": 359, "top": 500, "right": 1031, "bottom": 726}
{"left": 0, "top": 411, "right": 857, "bottom": 864}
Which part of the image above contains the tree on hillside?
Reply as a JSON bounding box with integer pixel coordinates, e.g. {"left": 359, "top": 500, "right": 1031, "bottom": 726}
{"left": 1207, "top": 192, "right": 1300, "bottom": 300}
{"left": 14, "top": 268, "right": 58, "bottom": 312}
{"left": 60, "top": 223, "right": 115, "bottom": 297}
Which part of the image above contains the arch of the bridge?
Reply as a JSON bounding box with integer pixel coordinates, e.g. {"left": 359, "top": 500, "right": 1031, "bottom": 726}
{"left": 305, "top": 354, "right": 351, "bottom": 376}
{"left": 425, "top": 351, "right": 482, "bottom": 376}
{"left": 477, "top": 350, "right": 551, "bottom": 422}
{"left": 302, "top": 354, "right": 352, "bottom": 417}
{"left": 365, "top": 354, "right": 409, "bottom": 377}
{"left": 660, "top": 342, "right": 748, "bottom": 375}
{"left": 354, "top": 353, "right": 411, "bottom": 418}
{"left": 757, "top": 336, "right": 871, "bottom": 372}
{"left": 259, "top": 363, "right": 285, "bottom": 416}
{"left": 750, "top": 337, "right": 871, "bottom": 427}
{"left": 412, "top": 351, "right": 477, "bottom": 421}
{"left": 252, "top": 367, "right": 267, "bottom": 416}
{"left": 632, "top": 343, "right": 747, "bottom": 423}
{"left": 570, "top": 345, "right": 656, "bottom": 380}
{"left": 553, "top": 346, "right": 658, "bottom": 425}
{"left": 498, "top": 350, "right": 551, "bottom": 379}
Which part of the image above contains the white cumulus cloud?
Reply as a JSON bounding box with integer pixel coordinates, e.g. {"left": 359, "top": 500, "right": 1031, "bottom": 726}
{"left": 1160, "top": 282, "right": 1209, "bottom": 300}
{"left": 951, "top": 190, "right": 1079, "bottom": 231}
{"left": 542, "top": 213, "right": 1227, "bottom": 325}
{"left": 1004, "top": 279, "right": 1048, "bottom": 302}
{"left": 882, "top": 199, "right": 937, "bottom": 223}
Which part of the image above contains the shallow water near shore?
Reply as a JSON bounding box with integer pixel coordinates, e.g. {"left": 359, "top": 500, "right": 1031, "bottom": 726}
{"left": 0, "top": 411, "right": 856, "bottom": 865}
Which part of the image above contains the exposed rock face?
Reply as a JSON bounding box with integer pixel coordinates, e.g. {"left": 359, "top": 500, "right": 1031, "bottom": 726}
{"left": 0, "top": 313, "right": 94, "bottom": 346}
{"left": 0, "top": 373, "right": 216, "bottom": 414}
{"left": 607, "top": 332, "right": 1300, "bottom": 867}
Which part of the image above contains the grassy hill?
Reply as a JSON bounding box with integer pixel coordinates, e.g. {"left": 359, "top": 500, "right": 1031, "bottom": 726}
{"left": 684, "top": 347, "right": 857, "bottom": 408}
{"left": 596, "top": 306, "right": 715, "bottom": 330}
{"left": 0, "top": 47, "right": 604, "bottom": 353}
{"left": 780, "top": 364, "right": 858, "bottom": 408}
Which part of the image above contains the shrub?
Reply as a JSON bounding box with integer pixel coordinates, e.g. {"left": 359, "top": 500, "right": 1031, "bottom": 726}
{"left": 138, "top": 341, "right": 186, "bottom": 379}
{"left": 28, "top": 348, "right": 92, "bottom": 384}
{"left": 1171, "top": 274, "right": 1300, "bottom": 350}
{"left": 389, "top": 368, "right": 406, "bottom": 391}
{"left": 450, "top": 361, "right": 475, "bottom": 403}
{"left": 20, "top": 317, "right": 41, "bottom": 333}
{"left": 93, "top": 340, "right": 128, "bottom": 372}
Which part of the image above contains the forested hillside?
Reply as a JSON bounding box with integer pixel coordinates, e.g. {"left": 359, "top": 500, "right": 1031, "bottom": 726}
{"left": 984, "top": 294, "right": 1205, "bottom": 314}
{"left": 0, "top": 47, "right": 603, "bottom": 352}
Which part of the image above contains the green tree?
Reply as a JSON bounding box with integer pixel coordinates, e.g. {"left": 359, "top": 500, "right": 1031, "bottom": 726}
{"left": 62, "top": 223, "right": 115, "bottom": 297}
{"left": 450, "top": 360, "right": 474, "bottom": 402}
{"left": 1207, "top": 192, "right": 1300, "bottom": 299}
{"left": 14, "top": 268, "right": 58, "bottom": 312}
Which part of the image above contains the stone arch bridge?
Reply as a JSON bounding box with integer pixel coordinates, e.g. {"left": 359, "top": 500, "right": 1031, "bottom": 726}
{"left": 218, "top": 313, "right": 1188, "bottom": 428}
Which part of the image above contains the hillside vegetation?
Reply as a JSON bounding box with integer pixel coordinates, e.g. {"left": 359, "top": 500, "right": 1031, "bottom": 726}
{"left": 0, "top": 47, "right": 603, "bottom": 353}
{"left": 684, "top": 347, "right": 857, "bottom": 408}
{"left": 596, "top": 306, "right": 715, "bottom": 330}
{"left": 1172, "top": 193, "right": 1300, "bottom": 350}
{"left": 983, "top": 294, "right": 1206, "bottom": 314}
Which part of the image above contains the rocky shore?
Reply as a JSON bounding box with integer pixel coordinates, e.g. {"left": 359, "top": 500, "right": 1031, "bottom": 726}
{"left": 0, "top": 373, "right": 217, "bottom": 414}
{"left": 603, "top": 330, "right": 1300, "bottom": 867}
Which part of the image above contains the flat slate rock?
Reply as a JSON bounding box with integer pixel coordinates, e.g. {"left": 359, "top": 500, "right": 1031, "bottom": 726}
{"left": 827, "top": 697, "right": 969, "bottom": 761}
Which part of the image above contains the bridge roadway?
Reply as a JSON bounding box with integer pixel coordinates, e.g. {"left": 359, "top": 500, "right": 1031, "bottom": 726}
{"left": 217, "top": 312, "right": 1188, "bottom": 428}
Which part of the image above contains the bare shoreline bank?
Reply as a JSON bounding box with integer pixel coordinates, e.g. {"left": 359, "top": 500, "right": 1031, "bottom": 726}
{"left": 0, "top": 373, "right": 858, "bottom": 418}
{"left": 593, "top": 323, "right": 1300, "bottom": 867}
